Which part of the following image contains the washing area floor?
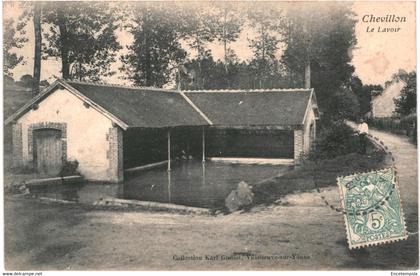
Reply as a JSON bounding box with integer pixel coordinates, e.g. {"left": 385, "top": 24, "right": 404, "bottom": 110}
{"left": 29, "top": 160, "right": 291, "bottom": 209}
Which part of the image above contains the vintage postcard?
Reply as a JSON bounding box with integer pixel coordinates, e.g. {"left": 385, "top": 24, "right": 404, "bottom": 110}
{"left": 2, "top": 0, "right": 418, "bottom": 272}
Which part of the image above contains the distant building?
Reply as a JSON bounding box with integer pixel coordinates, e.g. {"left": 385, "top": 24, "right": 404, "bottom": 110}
{"left": 371, "top": 78, "right": 406, "bottom": 118}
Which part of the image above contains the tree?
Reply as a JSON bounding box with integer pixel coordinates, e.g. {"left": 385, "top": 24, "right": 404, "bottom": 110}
{"left": 213, "top": 3, "right": 243, "bottom": 64}
{"left": 247, "top": 5, "right": 283, "bottom": 89}
{"left": 12, "top": 2, "right": 43, "bottom": 93}
{"left": 42, "top": 2, "right": 122, "bottom": 81}
{"left": 394, "top": 71, "right": 416, "bottom": 116}
{"left": 280, "top": 5, "right": 319, "bottom": 88}
{"left": 350, "top": 76, "right": 383, "bottom": 117}
{"left": 180, "top": 4, "right": 221, "bottom": 88}
{"left": 248, "top": 7, "right": 280, "bottom": 62}
{"left": 3, "top": 18, "right": 27, "bottom": 77}
{"left": 4, "top": 75, "right": 15, "bottom": 86}
{"left": 17, "top": 74, "right": 35, "bottom": 88}
{"left": 120, "top": 3, "right": 186, "bottom": 87}
{"left": 385, "top": 69, "right": 409, "bottom": 88}
{"left": 328, "top": 86, "right": 360, "bottom": 121}
{"left": 281, "top": 2, "right": 357, "bottom": 121}
{"left": 182, "top": 6, "right": 219, "bottom": 61}
{"left": 33, "top": 2, "right": 42, "bottom": 94}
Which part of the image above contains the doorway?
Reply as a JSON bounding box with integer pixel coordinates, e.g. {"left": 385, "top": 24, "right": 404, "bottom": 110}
{"left": 33, "top": 128, "right": 63, "bottom": 175}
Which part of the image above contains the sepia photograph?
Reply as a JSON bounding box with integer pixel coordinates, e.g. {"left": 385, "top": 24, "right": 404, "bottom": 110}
{"left": 2, "top": 0, "right": 418, "bottom": 271}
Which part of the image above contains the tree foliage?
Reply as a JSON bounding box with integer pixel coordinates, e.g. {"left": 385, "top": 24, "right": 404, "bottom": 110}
{"left": 350, "top": 76, "right": 383, "bottom": 118}
{"left": 213, "top": 3, "right": 243, "bottom": 63}
{"left": 120, "top": 3, "right": 186, "bottom": 87}
{"left": 42, "top": 2, "right": 122, "bottom": 81}
{"left": 385, "top": 69, "right": 409, "bottom": 88}
{"left": 5, "top": 2, "right": 42, "bottom": 93}
{"left": 16, "top": 74, "right": 35, "bottom": 88}
{"left": 247, "top": 5, "right": 284, "bottom": 89}
{"left": 181, "top": 5, "right": 219, "bottom": 61}
{"left": 8, "top": 0, "right": 363, "bottom": 116}
{"left": 281, "top": 3, "right": 357, "bottom": 120}
{"left": 3, "top": 18, "right": 27, "bottom": 77}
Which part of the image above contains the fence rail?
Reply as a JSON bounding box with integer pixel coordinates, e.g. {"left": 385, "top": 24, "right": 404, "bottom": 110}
{"left": 367, "top": 115, "right": 417, "bottom": 145}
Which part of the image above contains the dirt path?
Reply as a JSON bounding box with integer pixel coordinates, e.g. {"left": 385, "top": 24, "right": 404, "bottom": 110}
{"left": 368, "top": 128, "right": 418, "bottom": 218}
{"left": 4, "top": 129, "right": 418, "bottom": 271}
{"left": 347, "top": 122, "right": 418, "bottom": 226}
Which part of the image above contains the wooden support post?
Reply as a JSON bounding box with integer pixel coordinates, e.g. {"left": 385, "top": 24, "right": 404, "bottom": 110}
{"left": 167, "top": 170, "right": 172, "bottom": 202}
{"left": 202, "top": 161, "right": 206, "bottom": 186}
{"left": 167, "top": 129, "right": 171, "bottom": 171}
{"left": 202, "top": 126, "right": 206, "bottom": 163}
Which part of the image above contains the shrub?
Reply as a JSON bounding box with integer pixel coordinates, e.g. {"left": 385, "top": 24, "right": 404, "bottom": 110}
{"left": 308, "top": 122, "right": 359, "bottom": 160}
{"left": 59, "top": 160, "right": 80, "bottom": 177}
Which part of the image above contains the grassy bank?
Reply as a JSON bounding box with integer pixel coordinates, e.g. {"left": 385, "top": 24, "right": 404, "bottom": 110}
{"left": 253, "top": 149, "right": 389, "bottom": 205}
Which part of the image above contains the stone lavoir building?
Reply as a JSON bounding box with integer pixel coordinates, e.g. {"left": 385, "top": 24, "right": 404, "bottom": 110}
{"left": 5, "top": 79, "right": 319, "bottom": 182}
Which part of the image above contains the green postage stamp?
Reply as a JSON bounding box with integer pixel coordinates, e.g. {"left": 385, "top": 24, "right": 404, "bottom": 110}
{"left": 337, "top": 168, "right": 408, "bottom": 249}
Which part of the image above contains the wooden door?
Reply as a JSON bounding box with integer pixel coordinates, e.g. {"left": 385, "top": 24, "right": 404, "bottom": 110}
{"left": 33, "top": 129, "right": 63, "bottom": 175}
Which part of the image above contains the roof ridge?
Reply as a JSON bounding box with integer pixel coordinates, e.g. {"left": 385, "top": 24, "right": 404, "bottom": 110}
{"left": 183, "top": 88, "right": 312, "bottom": 93}
{"left": 63, "top": 79, "right": 179, "bottom": 93}
{"left": 62, "top": 80, "right": 311, "bottom": 93}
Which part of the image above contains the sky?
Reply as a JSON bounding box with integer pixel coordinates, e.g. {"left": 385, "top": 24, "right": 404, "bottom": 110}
{"left": 4, "top": 1, "right": 417, "bottom": 86}
{"left": 351, "top": 1, "right": 416, "bottom": 85}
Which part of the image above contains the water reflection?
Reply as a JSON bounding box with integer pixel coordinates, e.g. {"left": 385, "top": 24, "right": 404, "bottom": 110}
{"left": 202, "top": 162, "right": 206, "bottom": 187}
{"left": 29, "top": 182, "right": 123, "bottom": 204}
{"left": 167, "top": 170, "right": 171, "bottom": 203}
{"left": 30, "top": 160, "right": 290, "bottom": 209}
{"left": 121, "top": 160, "right": 289, "bottom": 208}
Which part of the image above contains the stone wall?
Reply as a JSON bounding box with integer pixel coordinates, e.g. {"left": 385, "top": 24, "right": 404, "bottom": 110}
{"left": 12, "top": 123, "right": 23, "bottom": 167}
{"left": 15, "top": 88, "right": 114, "bottom": 181}
{"left": 303, "top": 106, "right": 317, "bottom": 153}
{"left": 294, "top": 129, "right": 303, "bottom": 162}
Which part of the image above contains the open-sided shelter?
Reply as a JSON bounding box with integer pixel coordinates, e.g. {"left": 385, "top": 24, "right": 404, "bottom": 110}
{"left": 6, "top": 79, "right": 319, "bottom": 182}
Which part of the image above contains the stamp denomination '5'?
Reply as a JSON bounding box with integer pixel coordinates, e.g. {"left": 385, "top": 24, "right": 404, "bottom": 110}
{"left": 337, "top": 168, "right": 408, "bottom": 249}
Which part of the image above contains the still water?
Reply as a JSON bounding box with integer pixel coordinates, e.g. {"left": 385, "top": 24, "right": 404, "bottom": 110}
{"left": 30, "top": 160, "right": 290, "bottom": 209}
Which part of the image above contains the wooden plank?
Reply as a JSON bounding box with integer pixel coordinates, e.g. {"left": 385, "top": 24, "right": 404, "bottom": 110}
{"left": 24, "top": 175, "right": 83, "bottom": 187}
{"left": 95, "top": 197, "right": 211, "bottom": 215}
{"left": 209, "top": 157, "right": 295, "bottom": 165}
{"left": 125, "top": 160, "right": 168, "bottom": 173}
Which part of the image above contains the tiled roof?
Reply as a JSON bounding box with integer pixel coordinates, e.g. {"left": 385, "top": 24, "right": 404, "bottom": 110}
{"left": 184, "top": 89, "right": 313, "bottom": 126}
{"left": 6, "top": 79, "right": 315, "bottom": 129}
{"left": 66, "top": 81, "right": 208, "bottom": 128}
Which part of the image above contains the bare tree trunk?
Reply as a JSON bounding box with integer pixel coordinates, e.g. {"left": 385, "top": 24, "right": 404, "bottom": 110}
{"left": 177, "top": 64, "right": 182, "bottom": 91}
{"left": 304, "top": 62, "right": 311, "bottom": 88}
{"left": 196, "top": 35, "right": 204, "bottom": 89}
{"left": 144, "top": 9, "right": 152, "bottom": 86}
{"left": 223, "top": 8, "right": 227, "bottom": 64}
{"left": 32, "top": 3, "right": 42, "bottom": 95}
{"left": 261, "top": 25, "right": 265, "bottom": 61}
{"left": 78, "top": 61, "right": 82, "bottom": 81}
{"left": 57, "top": 10, "right": 70, "bottom": 79}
